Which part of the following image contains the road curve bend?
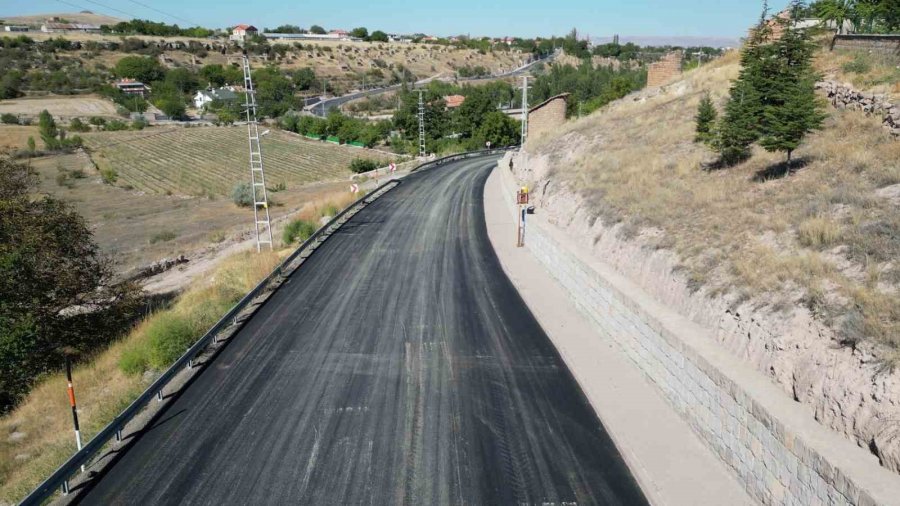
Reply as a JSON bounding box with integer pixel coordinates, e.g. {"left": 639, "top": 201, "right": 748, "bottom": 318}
{"left": 79, "top": 156, "right": 648, "bottom": 505}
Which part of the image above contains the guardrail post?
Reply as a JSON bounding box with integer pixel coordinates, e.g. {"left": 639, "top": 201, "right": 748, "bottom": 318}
{"left": 156, "top": 391, "right": 163, "bottom": 402}
{"left": 61, "top": 479, "right": 69, "bottom": 495}
{"left": 187, "top": 358, "right": 194, "bottom": 369}
{"left": 115, "top": 428, "right": 123, "bottom": 442}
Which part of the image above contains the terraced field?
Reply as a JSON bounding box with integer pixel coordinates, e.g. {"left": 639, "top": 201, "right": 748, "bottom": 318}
{"left": 84, "top": 126, "right": 395, "bottom": 197}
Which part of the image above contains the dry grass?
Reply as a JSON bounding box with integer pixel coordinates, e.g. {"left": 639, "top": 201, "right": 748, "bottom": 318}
{"left": 0, "top": 95, "right": 119, "bottom": 119}
{"left": 0, "top": 249, "right": 282, "bottom": 504}
{"left": 817, "top": 48, "right": 900, "bottom": 100}
{"left": 527, "top": 47, "right": 900, "bottom": 361}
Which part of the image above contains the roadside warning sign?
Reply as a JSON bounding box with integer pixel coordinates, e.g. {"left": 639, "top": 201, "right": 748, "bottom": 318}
{"left": 389, "top": 162, "right": 396, "bottom": 173}
{"left": 350, "top": 183, "right": 359, "bottom": 194}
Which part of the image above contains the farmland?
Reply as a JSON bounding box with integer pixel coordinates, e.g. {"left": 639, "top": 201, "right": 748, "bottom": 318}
{"left": 84, "top": 126, "right": 396, "bottom": 197}
{"left": 28, "top": 150, "right": 349, "bottom": 273}
{"left": 0, "top": 95, "right": 120, "bottom": 121}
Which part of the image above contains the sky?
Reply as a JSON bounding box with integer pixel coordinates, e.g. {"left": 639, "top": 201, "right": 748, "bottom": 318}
{"left": 3, "top": 0, "right": 793, "bottom": 39}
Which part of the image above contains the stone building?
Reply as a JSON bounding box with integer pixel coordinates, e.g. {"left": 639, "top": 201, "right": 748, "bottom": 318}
{"left": 646, "top": 51, "right": 683, "bottom": 88}
{"left": 527, "top": 93, "right": 569, "bottom": 142}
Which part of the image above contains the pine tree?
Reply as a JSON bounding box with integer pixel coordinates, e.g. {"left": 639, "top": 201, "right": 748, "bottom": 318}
{"left": 694, "top": 93, "right": 718, "bottom": 145}
{"left": 38, "top": 110, "right": 59, "bottom": 150}
{"left": 758, "top": 4, "right": 827, "bottom": 166}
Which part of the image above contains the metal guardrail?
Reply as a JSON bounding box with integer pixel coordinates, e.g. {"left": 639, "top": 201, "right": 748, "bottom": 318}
{"left": 20, "top": 148, "right": 510, "bottom": 505}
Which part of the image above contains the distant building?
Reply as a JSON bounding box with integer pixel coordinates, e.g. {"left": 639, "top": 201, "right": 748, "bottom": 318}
{"left": 114, "top": 79, "right": 150, "bottom": 98}
{"left": 445, "top": 95, "right": 466, "bottom": 109}
{"left": 193, "top": 88, "right": 239, "bottom": 109}
{"left": 41, "top": 22, "right": 100, "bottom": 33}
{"left": 263, "top": 32, "right": 344, "bottom": 41}
{"left": 328, "top": 29, "right": 350, "bottom": 38}
{"left": 4, "top": 25, "right": 29, "bottom": 32}
{"left": 230, "top": 24, "right": 258, "bottom": 42}
{"left": 527, "top": 93, "right": 569, "bottom": 142}
{"left": 421, "top": 35, "right": 439, "bottom": 42}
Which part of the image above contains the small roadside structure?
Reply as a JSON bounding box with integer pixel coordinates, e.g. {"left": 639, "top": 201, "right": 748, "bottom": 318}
{"left": 4, "top": 25, "right": 29, "bottom": 32}
{"left": 114, "top": 79, "right": 150, "bottom": 98}
{"left": 193, "top": 88, "right": 239, "bottom": 109}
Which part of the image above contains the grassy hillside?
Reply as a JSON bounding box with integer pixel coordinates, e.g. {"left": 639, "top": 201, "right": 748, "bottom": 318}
{"left": 84, "top": 126, "right": 392, "bottom": 197}
{"left": 527, "top": 47, "right": 900, "bottom": 363}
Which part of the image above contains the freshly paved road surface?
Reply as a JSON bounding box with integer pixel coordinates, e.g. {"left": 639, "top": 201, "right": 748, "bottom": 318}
{"left": 80, "top": 156, "right": 648, "bottom": 505}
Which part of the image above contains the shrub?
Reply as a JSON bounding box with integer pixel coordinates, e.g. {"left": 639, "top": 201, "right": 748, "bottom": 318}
{"left": 231, "top": 182, "right": 254, "bottom": 207}
{"left": 104, "top": 120, "right": 128, "bottom": 131}
{"left": 282, "top": 219, "right": 317, "bottom": 245}
{"left": 349, "top": 158, "right": 380, "bottom": 173}
{"left": 88, "top": 116, "right": 107, "bottom": 126}
{"left": 131, "top": 117, "right": 149, "bottom": 130}
{"left": 118, "top": 340, "right": 150, "bottom": 375}
{"left": 842, "top": 55, "right": 872, "bottom": 75}
{"left": 146, "top": 313, "right": 195, "bottom": 370}
{"left": 798, "top": 217, "right": 842, "bottom": 249}
{"left": 0, "top": 113, "right": 18, "bottom": 125}
{"left": 149, "top": 230, "right": 178, "bottom": 244}
{"left": 320, "top": 203, "right": 340, "bottom": 218}
{"left": 100, "top": 167, "right": 118, "bottom": 184}
{"left": 68, "top": 117, "right": 89, "bottom": 132}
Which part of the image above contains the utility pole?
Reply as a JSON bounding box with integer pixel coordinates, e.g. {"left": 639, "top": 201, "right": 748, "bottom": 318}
{"left": 242, "top": 53, "right": 273, "bottom": 251}
{"left": 520, "top": 76, "right": 529, "bottom": 146}
{"left": 417, "top": 89, "right": 426, "bottom": 158}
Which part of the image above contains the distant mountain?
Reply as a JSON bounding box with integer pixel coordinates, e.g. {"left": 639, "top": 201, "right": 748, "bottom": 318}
{"left": 591, "top": 35, "right": 741, "bottom": 49}
{"left": 0, "top": 11, "right": 123, "bottom": 26}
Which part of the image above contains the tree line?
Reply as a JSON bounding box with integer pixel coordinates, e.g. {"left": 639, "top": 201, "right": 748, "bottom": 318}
{"left": 806, "top": 0, "right": 900, "bottom": 33}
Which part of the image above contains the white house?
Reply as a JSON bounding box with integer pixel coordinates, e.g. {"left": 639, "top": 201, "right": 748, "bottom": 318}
{"left": 194, "top": 88, "right": 239, "bottom": 109}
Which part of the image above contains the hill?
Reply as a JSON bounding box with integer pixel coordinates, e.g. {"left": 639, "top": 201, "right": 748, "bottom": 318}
{"left": 512, "top": 45, "right": 900, "bottom": 472}
{"left": 0, "top": 11, "right": 122, "bottom": 26}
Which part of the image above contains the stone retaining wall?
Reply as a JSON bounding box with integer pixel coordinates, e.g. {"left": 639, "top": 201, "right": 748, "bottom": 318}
{"left": 832, "top": 34, "right": 900, "bottom": 57}
{"left": 496, "top": 157, "right": 900, "bottom": 504}
{"left": 522, "top": 222, "right": 900, "bottom": 505}
{"left": 817, "top": 80, "right": 900, "bottom": 137}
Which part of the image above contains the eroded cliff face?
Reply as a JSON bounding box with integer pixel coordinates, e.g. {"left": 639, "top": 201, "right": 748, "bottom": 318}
{"left": 506, "top": 149, "right": 900, "bottom": 473}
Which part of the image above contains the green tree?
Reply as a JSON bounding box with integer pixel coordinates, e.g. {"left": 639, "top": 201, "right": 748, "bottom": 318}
{"left": 369, "top": 30, "right": 389, "bottom": 42}
{"left": 310, "top": 25, "right": 326, "bottom": 35}
{"left": 38, "top": 110, "right": 60, "bottom": 150}
{"left": 253, "top": 67, "right": 296, "bottom": 117}
{"left": 113, "top": 56, "right": 166, "bottom": 83}
{"left": 0, "top": 159, "right": 141, "bottom": 412}
{"left": 165, "top": 67, "right": 200, "bottom": 94}
{"left": 694, "top": 93, "right": 718, "bottom": 145}
{"left": 26, "top": 136, "right": 35, "bottom": 153}
{"left": 350, "top": 27, "right": 369, "bottom": 39}
{"left": 476, "top": 111, "right": 520, "bottom": 147}
{"left": 292, "top": 67, "right": 317, "bottom": 91}
{"left": 813, "top": 0, "right": 855, "bottom": 33}
{"left": 200, "top": 64, "right": 227, "bottom": 87}
{"left": 758, "top": 10, "right": 827, "bottom": 164}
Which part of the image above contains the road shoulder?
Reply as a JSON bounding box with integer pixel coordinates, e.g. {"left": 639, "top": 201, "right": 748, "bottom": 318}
{"left": 482, "top": 166, "right": 755, "bottom": 506}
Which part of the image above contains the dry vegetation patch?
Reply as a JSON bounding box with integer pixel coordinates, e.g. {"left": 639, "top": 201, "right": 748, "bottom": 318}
{"left": 531, "top": 48, "right": 900, "bottom": 363}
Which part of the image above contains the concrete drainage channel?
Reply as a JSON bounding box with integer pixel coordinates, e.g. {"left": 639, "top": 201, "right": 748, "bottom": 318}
{"left": 23, "top": 149, "right": 513, "bottom": 506}
{"left": 492, "top": 158, "right": 900, "bottom": 506}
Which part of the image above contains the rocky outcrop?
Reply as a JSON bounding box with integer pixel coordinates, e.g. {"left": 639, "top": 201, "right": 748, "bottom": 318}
{"left": 510, "top": 149, "right": 900, "bottom": 475}
{"left": 817, "top": 80, "right": 900, "bottom": 137}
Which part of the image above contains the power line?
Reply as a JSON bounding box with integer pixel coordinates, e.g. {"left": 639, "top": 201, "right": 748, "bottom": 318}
{"left": 79, "top": 0, "right": 142, "bottom": 20}
{"left": 123, "top": 0, "right": 200, "bottom": 27}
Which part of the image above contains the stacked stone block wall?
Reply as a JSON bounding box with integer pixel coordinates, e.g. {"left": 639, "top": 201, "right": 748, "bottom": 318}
{"left": 646, "top": 51, "right": 683, "bottom": 87}
{"left": 514, "top": 209, "right": 900, "bottom": 505}
{"left": 817, "top": 80, "right": 900, "bottom": 137}
{"left": 832, "top": 35, "right": 900, "bottom": 57}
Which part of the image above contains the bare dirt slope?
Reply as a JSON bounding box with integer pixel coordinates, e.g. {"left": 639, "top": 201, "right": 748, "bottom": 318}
{"left": 512, "top": 48, "right": 900, "bottom": 473}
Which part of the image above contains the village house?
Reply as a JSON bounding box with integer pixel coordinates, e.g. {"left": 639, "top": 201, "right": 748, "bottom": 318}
{"left": 230, "top": 24, "right": 258, "bottom": 42}
{"left": 193, "top": 88, "right": 239, "bottom": 109}
{"left": 445, "top": 95, "right": 466, "bottom": 109}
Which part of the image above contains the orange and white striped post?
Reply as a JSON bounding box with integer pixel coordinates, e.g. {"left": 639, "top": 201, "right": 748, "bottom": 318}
{"left": 65, "top": 357, "right": 85, "bottom": 473}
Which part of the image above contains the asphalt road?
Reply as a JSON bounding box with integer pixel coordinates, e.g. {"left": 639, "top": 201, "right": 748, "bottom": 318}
{"left": 79, "top": 156, "right": 648, "bottom": 505}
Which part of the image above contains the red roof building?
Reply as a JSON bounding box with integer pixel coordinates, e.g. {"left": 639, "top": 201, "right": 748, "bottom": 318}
{"left": 445, "top": 95, "right": 466, "bottom": 108}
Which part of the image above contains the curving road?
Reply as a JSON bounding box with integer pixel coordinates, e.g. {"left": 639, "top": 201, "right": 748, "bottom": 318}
{"left": 79, "top": 155, "right": 648, "bottom": 505}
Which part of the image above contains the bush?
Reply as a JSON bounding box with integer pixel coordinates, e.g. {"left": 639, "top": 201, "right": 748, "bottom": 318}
{"left": 100, "top": 167, "right": 118, "bottom": 184}
{"left": 320, "top": 203, "right": 340, "bottom": 218}
{"left": 282, "top": 219, "right": 317, "bottom": 245}
{"left": 104, "top": 119, "right": 128, "bottom": 131}
{"left": 131, "top": 117, "right": 149, "bottom": 130}
{"left": 149, "top": 230, "right": 178, "bottom": 244}
{"left": 842, "top": 55, "right": 872, "bottom": 75}
{"left": 118, "top": 340, "right": 150, "bottom": 375}
{"left": 68, "top": 117, "right": 90, "bottom": 132}
{"left": 146, "top": 313, "right": 195, "bottom": 370}
{"left": 349, "top": 158, "right": 380, "bottom": 173}
{"left": 231, "top": 182, "right": 254, "bottom": 207}
{"left": 0, "top": 113, "right": 18, "bottom": 125}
